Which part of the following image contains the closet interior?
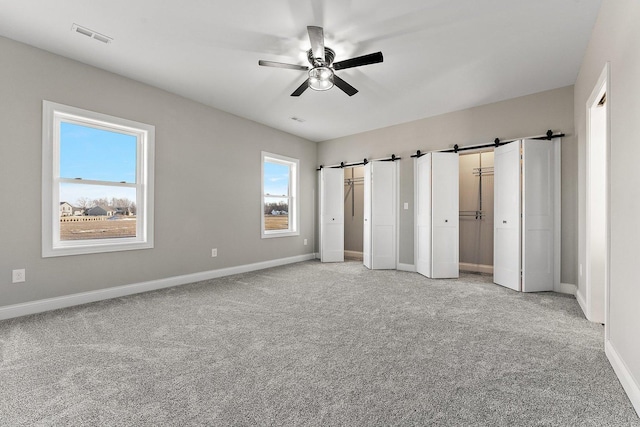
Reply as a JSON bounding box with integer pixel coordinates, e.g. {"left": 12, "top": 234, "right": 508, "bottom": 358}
{"left": 344, "top": 166, "right": 364, "bottom": 261}
{"left": 459, "top": 151, "right": 494, "bottom": 274}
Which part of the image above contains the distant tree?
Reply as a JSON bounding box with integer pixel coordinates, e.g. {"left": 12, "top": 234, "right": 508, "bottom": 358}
{"left": 264, "top": 201, "right": 289, "bottom": 215}
{"left": 93, "top": 197, "right": 110, "bottom": 207}
{"left": 75, "top": 197, "right": 93, "bottom": 209}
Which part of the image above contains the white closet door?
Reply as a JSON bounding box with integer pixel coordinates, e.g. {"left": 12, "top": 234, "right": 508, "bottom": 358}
{"left": 370, "top": 161, "right": 397, "bottom": 269}
{"left": 320, "top": 168, "right": 344, "bottom": 263}
{"left": 415, "top": 154, "right": 432, "bottom": 277}
{"left": 363, "top": 163, "right": 372, "bottom": 268}
{"left": 522, "top": 139, "right": 555, "bottom": 292}
{"left": 431, "top": 152, "right": 459, "bottom": 278}
{"left": 494, "top": 141, "right": 521, "bottom": 291}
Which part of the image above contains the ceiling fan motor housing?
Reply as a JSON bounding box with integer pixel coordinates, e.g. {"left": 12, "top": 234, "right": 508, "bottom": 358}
{"left": 308, "top": 47, "right": 335, "bottom": 67}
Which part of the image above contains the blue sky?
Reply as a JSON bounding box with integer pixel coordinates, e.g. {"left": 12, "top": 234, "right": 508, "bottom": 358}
{"left": 264, "top": 161, "right": 289, "bottom": 197}
{"left": 59, "top": 122, "right": 137, "bottom": 205}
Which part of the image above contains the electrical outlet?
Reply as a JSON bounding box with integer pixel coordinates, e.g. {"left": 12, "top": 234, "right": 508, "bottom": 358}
{"left": 304, "top": 239, "right": 308, "bottom": 246}
{"left": 211, "top": 248, "right": 217, "bottom": 257}
{"left": 12, "top": 269, "right": 25, "bottom": 283}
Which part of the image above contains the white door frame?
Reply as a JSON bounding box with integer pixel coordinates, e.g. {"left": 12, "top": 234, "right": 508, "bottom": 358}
{"left": 584, "top": 62, "right": 610, "bottom": 328}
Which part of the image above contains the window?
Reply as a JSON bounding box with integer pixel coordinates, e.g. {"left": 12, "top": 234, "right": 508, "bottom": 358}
{"left": 42, "top": 101, "right": 154, "bottom": 257}
{"left": 261, "top": 152, "right": 299, "bottom": 238}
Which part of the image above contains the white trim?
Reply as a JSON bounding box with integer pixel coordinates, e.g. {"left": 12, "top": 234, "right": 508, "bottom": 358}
{"left": 344, "top": 250, "right": 363, "bottom": 260}
{"left": 576, "top": 288, "right": 589, "bottom": 319}
{"left": 261, "top": 151, "right": 299, "bottom": 239}
{"left": 606, "top": 340, "right": 640, "bottom": 417}
{"left": 584, "top": 62, "right": 610, "bottom": 327}
{"left": 42, "top": 100, "right": 155, "bottom": 257}
{"left": 557, "top": 282, "right": 577, "bottom": 296}
{"left": 397, "top": 263, "right": 416, "bottom": 272}
{"left": 0, "top": 253, "right": 315, "bottom": 321}
{"left": 459, "top": 263, "right": 494, "bottom": 275}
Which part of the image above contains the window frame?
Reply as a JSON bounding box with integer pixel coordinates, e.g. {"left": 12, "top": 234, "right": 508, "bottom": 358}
{"left": 42, "top": 100, "right": 155, "bottom": 257}
{"left": 261, "top": 151, "right": 299, "bottom": 238}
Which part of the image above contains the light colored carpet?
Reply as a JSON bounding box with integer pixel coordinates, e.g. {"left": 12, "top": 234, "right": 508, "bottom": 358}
{"left": 1, "top": 260, "right": 638, "bottom": 426}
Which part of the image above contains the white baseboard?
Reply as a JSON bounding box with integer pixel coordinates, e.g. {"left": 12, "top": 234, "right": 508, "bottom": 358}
{"left": 459, "top": 262, "right": 493, "bottom": 274}
{"left": 397, "top": 263, "right": 416, "bottom": 272}
{"left": 606, "top": 340, "right": 640, "bottom": 417}
{"left": 0, "top": 253, "right": 316, "bottom": 321}
{"left": 557, "top": 282, "right": 577, "bottom": 296}
{"left": 344, "top": 250, "right": 363, "bottom": 260}
{"left": 576, "top": 288, "right": 589, "bottom": 319}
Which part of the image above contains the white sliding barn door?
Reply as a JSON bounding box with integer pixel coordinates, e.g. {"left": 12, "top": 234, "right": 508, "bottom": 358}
{"left": 364, "top": 162, "right": 397, "bottom": 269}
{"left": 521, "top": 139, "right": 556, "bottom": 292}
{"left": 363, "top": 164, "right": 372, "bottom": 268}
{"left": 415, "top": 152, "right": 459, "bottom": 278}
{"left": 494, "top": 142, "right": 522, "bottom": 291}
{"left": 415, "top": 154, "right": 432, "bottom": 276}
{"left": 431, "top": 153, "right": 459, "bottom": 278}
{"left": 320, "top": 168, "right": 344, "bottom": 263}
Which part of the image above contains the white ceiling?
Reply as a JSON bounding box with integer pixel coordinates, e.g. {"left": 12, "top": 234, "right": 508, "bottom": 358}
{"left": 0, "top": 0, "right": 601, "bottom": 142}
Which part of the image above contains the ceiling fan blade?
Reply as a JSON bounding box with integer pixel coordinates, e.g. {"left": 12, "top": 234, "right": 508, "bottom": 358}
{"left": 291, "top": 79, "right": 310, "bottom": 97}
{"left": 333, "top": 52, "right": 383, "bottom": 71}
{"left": 307, "top": 26, "right": 325, "bottom": 63}
{"left": 259, "top": 60, "right": 309, "bottom": 71}
{"left": 333, "top": 75, "right": 358, "bottom": 96}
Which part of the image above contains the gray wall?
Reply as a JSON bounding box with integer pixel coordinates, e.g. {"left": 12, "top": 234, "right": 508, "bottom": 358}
{"left": 0, "top": 37, "right": 316, "bottom": 307}
{"left": 317, "top": 85, "right": 576, "bottom": 283}
{"left": 574, "top": 0, "right": 640, "bottom": 407}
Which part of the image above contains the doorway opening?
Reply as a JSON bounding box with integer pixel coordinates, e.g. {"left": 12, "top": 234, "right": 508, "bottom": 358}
{"left": 344, "top": 166, "right": 364, "bottom": 260}
{"left": 459, "top": 151, "right": 495, "bottom": 274}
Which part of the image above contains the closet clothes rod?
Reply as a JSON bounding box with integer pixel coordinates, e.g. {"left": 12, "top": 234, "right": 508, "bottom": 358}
{"left": 410, "top": 130, "right": 565, "bottom": 158}
{"left": 317, "top": 154, "right": 401, "bottom": 171}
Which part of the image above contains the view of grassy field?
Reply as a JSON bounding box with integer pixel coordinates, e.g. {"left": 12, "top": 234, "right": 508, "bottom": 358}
{"left": 60, "top": 219, "right": 136, "bottom": 240}
{"left": 264, "top": 215, "right": 288, "bottom": 230}
{"left": 61, "top": 215, "right": 288, "bottom": 240}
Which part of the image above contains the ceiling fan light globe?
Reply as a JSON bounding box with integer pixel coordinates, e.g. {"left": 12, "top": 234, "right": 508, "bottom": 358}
{"left": 308, "top": 66, "right": 334, "bottom": 91}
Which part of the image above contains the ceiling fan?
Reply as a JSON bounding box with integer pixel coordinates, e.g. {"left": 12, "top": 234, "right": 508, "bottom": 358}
{"left": 259, "top": 26, "right": 383, "bottom": 97}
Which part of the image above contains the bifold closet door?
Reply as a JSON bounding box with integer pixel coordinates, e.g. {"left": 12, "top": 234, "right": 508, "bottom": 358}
{"left": 320, "top": 168, "right": 344, "bottom": 263}
{"left": 522, "top": 139, "right": 556, "bottom": 292}
{"left": 432, "top": 153, "right": 459, "bottom": 278}
{"left": 415, "top": 152, "right": 459, "bottom": 278}
{"left": 494, "top": 139, "right": 559, "bottom": 292}
{"left": 415, "top": 154, "right": 432, "bottom": 276}
{"left": 493, "top": 142, "right": 522, "bottom": 291}
{"left": 363, "top": 161, "right": 397, "bottom": 270}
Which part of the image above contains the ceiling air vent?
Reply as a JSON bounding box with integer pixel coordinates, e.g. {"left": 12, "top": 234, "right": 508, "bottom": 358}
{"left": 71, "top": 23, "right": 113, "bottom": 44}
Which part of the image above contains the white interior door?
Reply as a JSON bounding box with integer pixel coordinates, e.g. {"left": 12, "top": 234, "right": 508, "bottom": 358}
{"left": 370, "top": 161, "right": 397, "bottom": 269}
{"left": 320, "top": 168, "right": 344, "bottom": 263}
{"left": 363, "top": 163, "right": 372, "bottom": 268}
{"left": 522, "top": 139, "right": 556, "bottom": 292}
{"left": 494, "top": 141, "right": 521, "bottom": 291}
{"left": 415, "top": 154, "right": 432, "bottom": 277}
{"left": 431, "top": 152, "right": 459, "bottom": 278}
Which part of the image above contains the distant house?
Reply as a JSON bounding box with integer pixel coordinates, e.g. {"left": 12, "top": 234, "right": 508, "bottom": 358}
{"left": 86, "top": 206, "right": 115, "bottom": 217}
{"left": 72, "top": 207, "right": 85, "bottom": 216}
{"left": 59, "top": 202, "right": 73, "bottom": 217}
{"left": 270, "top": 210, "right": 288, "bottom": 216}
{"left": 115, "top": 206, "right": 133, "bottom": 216}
